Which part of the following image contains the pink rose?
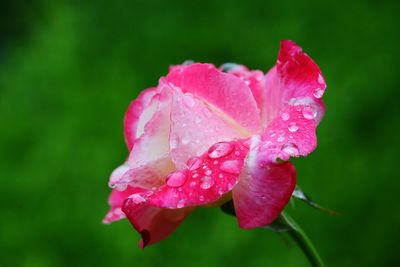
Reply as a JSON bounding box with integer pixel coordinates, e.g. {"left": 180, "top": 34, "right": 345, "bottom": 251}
{"left": 104, "top": 40, "right": 326, "bottom": 249}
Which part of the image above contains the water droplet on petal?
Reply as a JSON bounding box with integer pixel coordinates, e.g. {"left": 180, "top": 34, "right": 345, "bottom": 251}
{"left": 218, "top": 187, "right": 224, "bottom": 195}
{"left": 281, "top": 112, "right": 290, "bottom": 121}
{"left": 177, "top": 199, "right": 186, "bottom": 208}
{"left": 166, "top": 171, "right": 187, "bottom": 187}
{"left": 220, "top": 160, "right": 241, "bottom": 174}
{"left": 288, "top": 98, "right": 297, "bottom": 105}
{"left": 186, "top": 157, "right": 203, "bottom": 171}
{"left": 277, "top": 136, "right": 285, "bottom": 142}
{"left": 218, "top": 173, "right": 224, "bottom": 179}
{"left": 115, "top": 183, "right": 128, "bottom": 191}
{"left": 313, "top": 88, "right": 324, "bottom": 99}
{"left": 288, "top": 122, "right": 299, "bottom": 132}
{"left": 200, "top": 176, "right": 214, "bottom": 189}
{"left": 184, "top": 94, "right": 195, "bottom": 107}
{"left": 205, "top": 169, "right": 212, "bottom": 175}
{"left": 190, "top": 181, "right": 197, "bottom": 187}
{"left": 170, "top": 136, "right": 179, "bottom": 149}
{"left": 128, "top": 193, "right": 146, "bottom": 204}
{"left": 282, "top": 143, "right": 299, "bottom": 156}
{"left": 208, "top": 142, "right": 234, "bottom": 159}
{"left": 302, "top": 106, "right": 317, "bottom": 120}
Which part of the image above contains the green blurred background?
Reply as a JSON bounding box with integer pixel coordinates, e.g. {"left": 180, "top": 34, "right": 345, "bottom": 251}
{"left": 1, "top": 0, "right": 399, "bottom": 266}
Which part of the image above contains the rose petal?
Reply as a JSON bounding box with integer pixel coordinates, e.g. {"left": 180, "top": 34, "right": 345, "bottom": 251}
{"left": 166, "top": 63, "right": 261, "bottom": 134}
{"left": 109, "top": 155, "right": 175, "bottom": 190}
{"left": 127, "top": 85, "right": 172, "bottom": 168}
{"left": 122, "top": 193, "right": 192, "bottom": 248}
{"left": 109, "top": 85, "right": 174, "bottom": 192}
{"left": 225, "top": 65, "right": 265, "bottom": 117}
{"left": 262, "top": 40, "right": 326, "bottom": 126}
{"left": 143, "top": 140, "right": 249, "bottom": 209}
{"left": 124, "top": 87, "right": 159, "bottom": 150}
{"left": 277, "top": 40, "right": 327, "bottom": 101}
{"left": 169, "top": 87, "right": 244, "bottom": 169}
{"left": 258, "top": 104, "right": 319, "bottom": 162}
{"left": 233, "top": 138, "right": 296, "bottom": 228}
{"left": 103, "top": 187, "right": 138, "bottom": 224}
{"left": 251, "top": 40, "right": 326, "bottom": 162}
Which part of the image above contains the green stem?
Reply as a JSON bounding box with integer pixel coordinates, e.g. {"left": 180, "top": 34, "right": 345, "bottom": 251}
{"left": 282, "top": 212, "right": 326, "bottom": 267}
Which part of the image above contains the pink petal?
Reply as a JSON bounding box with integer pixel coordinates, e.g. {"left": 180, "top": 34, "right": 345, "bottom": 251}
{"left": 127, "top": 84, "right": 172, "bottom": 168}
{"left": 166, "top": 63, "right": 261, "bottom": 134}
{"left": 231, "top": 41, "right": 325, "bottom": 229}
{"left": 225, "top": 65, "right": 265, "bottom": 116}
{"left": 253, "top": 40, "right": 326, "bottom": 161}
{"left": 144, "top": 140, "right": 249, "bottom": 209}
{"left": 122, "top": 193, "right": 192, "bottom": 248}
{"left": 109, "top": 155, "right": 175, "bottom": 190}
{"left": 124, "top": 87, "right": 159, "bottom": 151}
{"left": 258, "top": 104, "right": 319, "bottom": 161}
{"left": 103, "top": 187, "right": 138, "bottom": 224}
{"left": 233, "top": 149, "right": 296, "bottom": 228}
{"left": 262, "top": 40, "right": 326, "bottom": 126}
{"left": 169, "top": 87, "right": 244, "bottom": 169}
{"left": 277, "top": 40, "right": 327, "bottom": 101}
{"left": 110, "top": 85, "right": 174, "bottom": 193}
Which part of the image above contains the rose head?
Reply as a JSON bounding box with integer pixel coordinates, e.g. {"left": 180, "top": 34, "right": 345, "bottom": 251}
{"left": 104, "top": 40, "right": 327, "bottom": 249}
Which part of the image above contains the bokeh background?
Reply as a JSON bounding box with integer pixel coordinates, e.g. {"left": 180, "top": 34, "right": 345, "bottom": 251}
{"left": 1, "top": 0, "right": 399, "bottom": 266}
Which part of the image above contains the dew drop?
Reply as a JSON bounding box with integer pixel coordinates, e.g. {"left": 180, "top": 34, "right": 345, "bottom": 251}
{"left": 281, "top": 112, "right": 290, "bottom": 121}
{"left": 177, "top": 199, "right": 186, "bottom": 208}
{"left": 302, "top": 106, "right": 317, "bottom": 120}
{"left": 186, "top": 157, "right": 203, "bottom": 171}
{"left": 115, "top": 183, "right": 127, "bottom": 191}
{"left": 181, "top": 137, "right": 190, "bottom": 145}
{"left": 313, "top": 88, "right": 324, "bottom": 99}
{"left": 277, "top": 136, "right": 285, "bottom": 142}
{"left": 128, "top": 193, "right": 146, "bottom": 204}
{"left": 288, "top": 122, "right": 299, "bottom": 132}
{"left": 184, "top": 94, "right": 195, "bottom": 107}
{"left": 170, "top": 136, "right": 179, "bottom": 149}
{"left": 166, "top": 171, "right": 187, "bottom": 187}
{"left": 282, "top": 143, "right": 299, "bottom": 156}
{"left": 288, "top": 97, "right": 297, "bottom": 105}
{"left": 218, "top": 173, "right": 224, "bottom": 179}
{"left": 234, "top": 151, "right": 240, "bottom": 156}
{"left": 200, "top": 176, "right": 215, "bottom": 189}
{"left": 218, "top": 187, "right": 224, "bottom": 196}
{"left": 208, "top": 142, "right": 234, "bottom": 159}
{"left": 190, "top": 181, "right": 197, "bottom": 187}
{"left": 220, "top": 160, "right": 241, "bottom": 174}
{"left": 205, "top": 169, "right": 212, "bottom": 175}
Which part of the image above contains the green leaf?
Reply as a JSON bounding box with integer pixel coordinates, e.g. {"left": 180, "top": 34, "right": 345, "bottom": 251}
{"left": 292, "top": 186, "right": 339, "bottom": 216}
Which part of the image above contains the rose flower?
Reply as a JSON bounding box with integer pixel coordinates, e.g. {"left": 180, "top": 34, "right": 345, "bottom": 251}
{"left": 104, "top": 40, "right": 326, "bottom": 249}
